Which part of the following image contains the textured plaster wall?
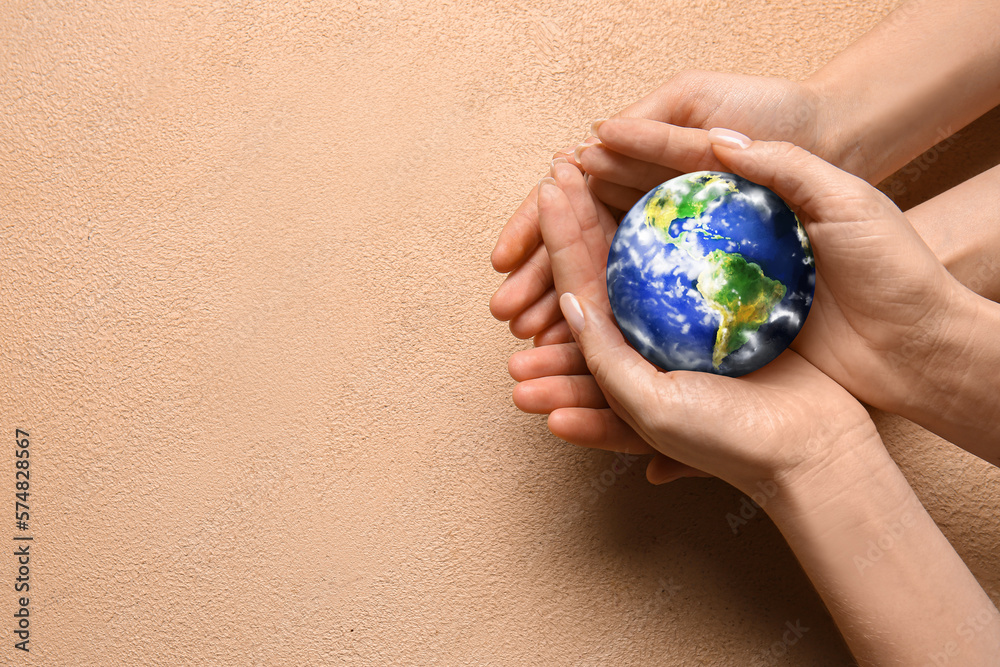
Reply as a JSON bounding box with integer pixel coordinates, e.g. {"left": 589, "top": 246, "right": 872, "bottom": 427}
{"left": 2, "top": 1, "right": 999, "bottom": 665}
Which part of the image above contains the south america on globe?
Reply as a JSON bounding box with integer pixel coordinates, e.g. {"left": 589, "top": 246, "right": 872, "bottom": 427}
{"left": 606, "top": 171, "right": 815, "bottom": 377}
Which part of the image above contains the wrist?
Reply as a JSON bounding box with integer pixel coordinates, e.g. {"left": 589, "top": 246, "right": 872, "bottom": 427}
{"left": 801, "top": 73, "right": 879, "bottom": 183}
{"left": 764, "top": 424, "right": 911, "bottom": 541}
{"left": 760, "top": 395, "right": 1000, "bottom": 666}
{"left": 888, "top": 281, "right": 1000, "bottom": 458}
{"left": 728, "top": 399, "right": 884, "bottom": 503}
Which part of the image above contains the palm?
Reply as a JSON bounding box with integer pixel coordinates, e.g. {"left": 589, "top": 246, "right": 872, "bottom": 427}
{"left": 500, "top": 73, "right": 849, "bottom": 469}
{"left": 784, "top": 188, "right": 958, "bottom": 407}
{"left": 521, "top": 165, "right": 871, "bottom": 485}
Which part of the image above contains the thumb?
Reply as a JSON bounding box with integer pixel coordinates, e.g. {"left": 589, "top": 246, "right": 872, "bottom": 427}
{"left": 558, "top": 292, "right": 669, "bottom": 425}
{"left": 706, "top": 128, "right": 893, "bottom": 224}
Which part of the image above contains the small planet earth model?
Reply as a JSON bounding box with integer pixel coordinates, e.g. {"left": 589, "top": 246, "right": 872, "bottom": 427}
{"left": 606, "top": 171, "right": 815, "bottom": 377}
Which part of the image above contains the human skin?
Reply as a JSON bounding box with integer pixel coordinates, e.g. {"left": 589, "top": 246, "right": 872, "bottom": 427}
{"left": 659, "top": 124, "right": 1000, "bottom": 457}
{"left": 490, "top": 0, "right": 1000, "bottom": 343}
{"left": 510, "top": 120, "right": 1000, "bottom": 480}
{"left": 532, "top": 136, "right": 1000, "bottom": 665}
{"left": 902, "top": 163, "right": 1000, "bottom": 304}
{"left": 513, "top": 123, "right": 1000, "bottom": 481}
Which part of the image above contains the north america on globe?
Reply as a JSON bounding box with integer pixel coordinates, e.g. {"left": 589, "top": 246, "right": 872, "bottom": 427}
{"left": 606, "top": 171, "right": 815, "bottom": 377}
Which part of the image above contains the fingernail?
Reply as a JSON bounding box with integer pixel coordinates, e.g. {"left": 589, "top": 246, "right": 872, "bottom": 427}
{"left": 550, "top": 157, "right": 569, "bottom": 172}
{"left": 560, "top": 293, "right": 585, "bottom": 333}
{"left": 537, "top": 177, "right": 556, "bottom": 205}
{"left": 708, "top": 127, "right": 751, "bottom": 149}
{"left": 556, "top": 144, "right": 576, "bottom": 156}
{"left": 573, "top": 142, "right": 595, "bottom": 162}
{"left": 590, "top": 118, "right": 607, "bottom": 135}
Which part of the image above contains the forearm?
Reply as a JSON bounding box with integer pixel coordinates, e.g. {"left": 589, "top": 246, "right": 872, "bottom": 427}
{"left": 766, "top": 437, "right": 1000, "bottom": 666}
{"left": 905, "top": 164, "right": 1000, "bottom": 303}
{"left": 805, "top": 0, "right": 1000, "bottom": 183}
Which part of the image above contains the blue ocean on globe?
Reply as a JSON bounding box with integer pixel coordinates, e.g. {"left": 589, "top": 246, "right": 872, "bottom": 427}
{"left": 606, "top": 171, "right": 815, "bottom": 377}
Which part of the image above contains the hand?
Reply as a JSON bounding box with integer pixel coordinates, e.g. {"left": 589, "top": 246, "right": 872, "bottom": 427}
{"left": 531, "top": 152, "right": 1000, "bottom": 667}
{"left": 498, "top": 72, "right": 833, "bottom": 467}
{"left": 705, "top": 128, "right": 968, "bottom": 417}
{"left": 522, "top": 127, "right": 980, "bottom": 467}
{"left": 507, "top": 164, "right": 707, "bottom": 482}
{"left": 522, "top": 161, "right": 879, "bottom": 491}
{"left": 491, "top": 71, "right": 832, "bottom": 344}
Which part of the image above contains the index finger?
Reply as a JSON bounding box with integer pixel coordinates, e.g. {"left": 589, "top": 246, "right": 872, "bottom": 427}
{"left": 538, "top": 168, "right": 613, "bottom": 302}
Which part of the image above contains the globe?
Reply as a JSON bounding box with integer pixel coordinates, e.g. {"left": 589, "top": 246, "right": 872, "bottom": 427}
{"left": 606, "top": 171, "right": 815, "bottom": 377}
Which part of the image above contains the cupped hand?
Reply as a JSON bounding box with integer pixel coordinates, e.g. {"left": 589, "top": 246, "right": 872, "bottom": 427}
{"left": 491, "top": 71, "right": 833, "bottom": 342}
{"left": 520, "top": 162, "right": 878, "bottom": 492}
{"left": 507, "top": 162, "right": 707, "bottom": 482}
{"left": 707, "top": 129, "right": 964, "bottom": 414}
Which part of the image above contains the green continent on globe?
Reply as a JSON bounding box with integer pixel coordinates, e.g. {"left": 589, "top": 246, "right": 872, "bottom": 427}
{"left": 644, "top": 173, "right": 736, "bottom": 242}
{"left": 640, "top": 173, "right": 788, "bottom": 368}
{"left": 695, "top": 250, "right": 787, "bottom": 368}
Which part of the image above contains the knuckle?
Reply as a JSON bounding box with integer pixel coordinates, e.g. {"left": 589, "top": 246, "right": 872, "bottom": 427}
{"left": 669, "top": 69, "right": 715, "bottom": 116}
{"left": 588, "top": 347, "right": 617, "bottom": 388}
{"left": 766, "top": 140, "right": 812, "bottom": 161}
{"left": 670, "top": 69, "right": 708, "bottom": 90}
{"left": 566, "top": 376, "right": 582, "bottom": 406}
{"left": 526, "top": 252, "right": 551, "bottom": 292}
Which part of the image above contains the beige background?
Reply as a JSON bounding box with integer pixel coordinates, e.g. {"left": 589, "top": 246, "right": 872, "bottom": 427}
{"left": 3, "top": 1, "right": 999, "bottom": 665}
